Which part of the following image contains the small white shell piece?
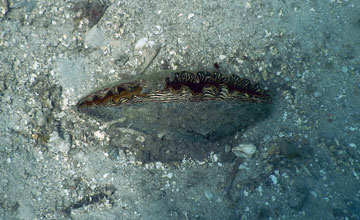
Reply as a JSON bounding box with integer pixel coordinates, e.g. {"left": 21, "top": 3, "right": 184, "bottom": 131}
{"left": 135, "top": 37, "right": 148, "bottom": 50}
{"left": 232, "top": 143, "right": 257, "bottom": 158}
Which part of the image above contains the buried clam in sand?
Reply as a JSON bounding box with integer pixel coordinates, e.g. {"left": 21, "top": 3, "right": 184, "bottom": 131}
{"left": 77, "top": 70, "right": 272, "bottom": 151}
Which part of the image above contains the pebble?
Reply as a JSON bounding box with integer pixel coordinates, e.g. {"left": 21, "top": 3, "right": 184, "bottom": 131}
{"left": 288, "top": 189, "right": 307, "bottom": 210}
{"left": 0, "top": 80, "right": 4, "bottom": 91}
{"left": 36, "top": 111, "right": 46, "bottom": 127}
{"left": 349, "top": 143, "right": 356, "bottom": 148}
{"left": 269, "top": 175, "right": 278, "bottom": 185}
{"left": 157, "top": 131, "right": 168, "bottom": 139}
{"left": 224, "top": 145, "right": 231, "bottom": 153}
{"left": 94, "top": 130, "right": 106, "bottom": 140}
{"left": 219, "top": 54, "right": 226, "bottom": 60}
{"left": 232, "top": 143, "right": 257, "bottom": 158}
{"left": 313, "top": 91, "right": 321, "bottom": 97}
{"left": 155, "top": 161, "right": 163, "bottom": 169}
{"left": 0, "top": 0, "right": 9, "bottom": 19}
{"left": 243, "top": 190, "right": 249, "bottom": 197}
{"left": 204, "top": 191, "right": 213, "bottom": 200}
{"left": 310, "top": 191, "right": 318, "bottom": 198}
{"left": 135, "top": 37, "right": 148, "bottom": 50}
{"left": 341, "top": 66, "right": 348, "bottom": 73}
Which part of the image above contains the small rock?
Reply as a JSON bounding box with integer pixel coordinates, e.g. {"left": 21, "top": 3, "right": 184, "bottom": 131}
{"left": 0, "top": 80, "right": 5, "bottom": 91}
{"left": 269, "top": 175, "right": 278, "bottom": 185}
{"left": 0, "top": 0, "right": 9, "bottom": 19}
{"left": 232, "top": 143, "right": 257, "bottom": 158}
{"left": 224, "top": 145, "right": 231, "bottom": 153}
{"left": 187, "top": 13, "right": 195, "bottom": 19}
{"left": 94, "top": 130, "right": 105, "bottom": 140}
{"left": 135, "top": 37, "right": 148, "bottom": 50}
{"left": 313, "top": 91, "right": 321, "bottom": 97}
{"left": 204, "top": 191, "right": 213, "bottom": 200}
{"left": 341, "top": 66, "right": 348, "bottom": 73}
{"left": 157, "top": 131, "right": 167, "bottom": 139}
{"left": 115, "top": 55, "right": 129, "bottom": 66}
{"left": 219, "top": 54, "right": 226, "bottom": 60}
{"left": 310, "top": 191, "right": 318, "bottom": 198}
{"left": 36, "top": 111, "right": 46, "bottom": 127}
{"left": 288, "top": 188, "right": 308, "bottom": 210}
{"left": 243, "top": 190, "right": 249, "bottom": 197}
{"left": 48, "top": 131, "right": 71, "bottom": 154}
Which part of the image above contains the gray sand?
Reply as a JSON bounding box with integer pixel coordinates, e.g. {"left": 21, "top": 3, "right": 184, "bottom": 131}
{"left": 1, "top": 0, "right": 360, "bottom": 219}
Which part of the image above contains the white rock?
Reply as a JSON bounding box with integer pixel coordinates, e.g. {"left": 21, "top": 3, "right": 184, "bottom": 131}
{"left": 204, "top": 191, "right": 213, "bottom": 200}
{"left": 232, "top": 143, "right": 257, "bottom": 158}
{"left": 224, "top": 145, "right": 231, "bottom": 153}
{"left": 94, "top": 130, "right": 105, "bottom": 140}
{"left": 147, "top": 40, "right": 155, "bottom": 47}
{"left": 167, "top": 172, "right": 173, "bottom": 178}
{"left": 36, "top": 111, "right": 46, "bottom": 127}
{"left": 155, "top": 161, "right": 163, "bottom": 169}
{"left": 243, "top": 190, "right": 249, "bottom": 196}
{"left": 219, "top": 54, "right": 226, "bottom": 60}
{"left": 310, "top": 191, "right": 318, "bottom": 198}
{"left": 341, "top": 66, "right": 348, "bottom": 73}
{"left": 269, "top": 175, "right": 278, "bottom": 185}
{"left": 135, "top": 37, "right": 148, "bottom": 50}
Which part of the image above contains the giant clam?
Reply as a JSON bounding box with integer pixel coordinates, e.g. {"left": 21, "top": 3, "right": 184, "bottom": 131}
{"left": 77, "top": 70, "right": 272, "bottom": 162}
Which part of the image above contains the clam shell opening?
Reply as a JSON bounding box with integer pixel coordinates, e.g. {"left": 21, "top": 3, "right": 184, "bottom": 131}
{"left": 77, "top": 71, "right": 271, "bottom": 108}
